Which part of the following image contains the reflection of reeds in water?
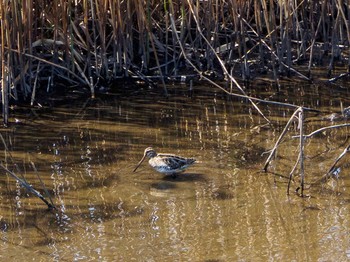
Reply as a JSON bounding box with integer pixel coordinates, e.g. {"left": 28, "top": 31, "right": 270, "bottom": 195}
{"left": 1, "top": 1, "right": 350, "bottom": 123}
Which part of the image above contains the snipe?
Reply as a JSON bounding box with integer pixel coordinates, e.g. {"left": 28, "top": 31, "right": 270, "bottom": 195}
{"left": 133, "top": 147, "right": 196, "bottom": 176}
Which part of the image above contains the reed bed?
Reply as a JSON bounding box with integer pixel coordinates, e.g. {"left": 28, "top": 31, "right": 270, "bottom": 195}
{"left": 1, "top": 0, "right": 350, "bottom": 124}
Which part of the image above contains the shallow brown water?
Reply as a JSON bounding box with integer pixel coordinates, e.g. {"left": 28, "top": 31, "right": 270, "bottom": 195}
{"left": 0, "top": 83, "right": 350, "bottom": 261}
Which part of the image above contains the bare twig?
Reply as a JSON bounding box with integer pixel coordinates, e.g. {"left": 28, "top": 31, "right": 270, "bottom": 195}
{"left": 328, "top": 72, "right": 350, "bottom": 83}
{"left": 302, "top": 123, "right": 350, "bottom": 139}
{"left": 313, "top": 144, "right": 350, "bottom": 184}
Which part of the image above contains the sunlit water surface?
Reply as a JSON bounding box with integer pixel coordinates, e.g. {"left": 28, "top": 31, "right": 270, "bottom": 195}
{"left": 0, "top": 83, "right": 350, "bottom": 261}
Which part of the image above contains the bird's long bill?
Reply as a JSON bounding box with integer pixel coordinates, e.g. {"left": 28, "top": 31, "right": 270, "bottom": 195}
{"left": 133, "top": 155, "right": 146, "bottom": 172}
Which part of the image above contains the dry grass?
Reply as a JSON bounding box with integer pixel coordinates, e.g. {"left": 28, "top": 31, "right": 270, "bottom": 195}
{"left": 0, "top": 0, "right": 350, "bottom": 124}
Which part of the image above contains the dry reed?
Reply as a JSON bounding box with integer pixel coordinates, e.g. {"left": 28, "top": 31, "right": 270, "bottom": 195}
{"left": 0, "top": 1, "right": 350, "bottom": 124}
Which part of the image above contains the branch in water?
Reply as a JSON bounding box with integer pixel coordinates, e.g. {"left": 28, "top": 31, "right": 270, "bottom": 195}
{"left": 0, "top": 163, "right": 55, "bottom": 210}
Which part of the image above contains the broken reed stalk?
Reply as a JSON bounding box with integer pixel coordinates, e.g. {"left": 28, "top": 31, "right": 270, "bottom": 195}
{"left": 0, "top": 163, "right": 55, "bottom": 210}
{"left": 263, "top": 107, "right": 309, "bottom": 195}
{"left": 177, "top": 0, "right": 271, "bottom": 123}
{"left": 239, "top": 12, "right": 311, "bottom": 82}
{"left": 30, "top": 161, "right": 55, "bottom": 207}
{"left": 263, "top": 107, "right": 302, "bottom": 172}
{"left": 0, "top": 133, "right": 55, "bottom": 209}
{"left": 0, "top": 3, "right": 348, "bottom": 91}
{"left": 307, "top": 15, "right": 323, "bottom": 76}
{"left": 167, "top": 10, "right": 314, "bottom": 115}
{"left": 1, "top": 0, "right": 350, "bottom": 127}
{"left": 271, "top": 112, "right": 350, "bottom": 194}
{"left": 31, "top": 61, "right": 41, "bottom": 106}
{"left": 287, "top": 148, "right": 301, "bottom": 195}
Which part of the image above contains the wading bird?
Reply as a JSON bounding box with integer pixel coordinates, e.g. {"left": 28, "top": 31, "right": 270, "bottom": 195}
{"left": 133, "top": 147, "right": 196, "bottom": 177}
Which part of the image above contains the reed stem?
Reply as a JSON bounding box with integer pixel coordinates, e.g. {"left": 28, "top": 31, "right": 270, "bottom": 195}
{"left": 0, "top": 0, "right": 349, "bottom": 124}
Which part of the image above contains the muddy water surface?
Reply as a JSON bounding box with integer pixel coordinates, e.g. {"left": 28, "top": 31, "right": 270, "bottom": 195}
{"left": 0, "top": 84, "right": 349, "bottom": 261}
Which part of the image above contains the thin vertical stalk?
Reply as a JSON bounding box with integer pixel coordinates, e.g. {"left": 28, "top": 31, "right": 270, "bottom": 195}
{"left": 82, "top": 0, "right": 91, "bottom": 77}
{"left": 307, "top": 15, "right": 322, "bottom": 77}
{"left": 347, "top": 0, "right": 350, "bottom": 71}
{"left": 254, "top": 0, "right": 265, "bottom": 68}
{"left": 328, "top": 8, "right": 340, "bottom": 76}
{"left": 261, "top": 0, "right": 279, "bottom": 87}
{"left": 27, "top": 0, "right": 33, "bottom": 67}
{"left": 336, "top": 0, "right": 350, "bottom": 72}
{"left": 163, "top": 0, "right": 168, "bottom": 75}
{"left": 90, "top": 0, "right": 99, "bottom": 77}
{"left": 298, "top": 108, "right": 304, "bottom": 196}
{"left": 95, "top": 0, "right": 108, "bottom": 77}
{"left": 110, "top": 0, "right": 116, "bottom": 77}
{"left": 12, "top": 0, "right": 27, "bottom": 95}
{"left": 1, "top": 1, "right": 9, "bottom": 126}
{"left": 287, "top": 150, "right": 301, "bottom": 195}
{"left": 51, "top": 0, "right": 59, "bottom": 85}
{"left": 124, "top": 0, "right": 132, "bottom": 77}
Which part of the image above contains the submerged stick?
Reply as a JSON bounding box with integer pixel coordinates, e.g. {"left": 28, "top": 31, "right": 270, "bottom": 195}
{"left": 314, "top": 144, "right": 350, "bottom": 184}
{"left": 30, "top": 161, "right": 55, "bottom": 208}
{"left": 287, "top": 148, "right": 301, "bottom": 195}
{"left": 0, "top": 163, "right": 55, "bottom": 210}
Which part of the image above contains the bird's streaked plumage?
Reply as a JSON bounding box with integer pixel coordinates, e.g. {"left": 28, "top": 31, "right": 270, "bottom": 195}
{"left": 133, "top": 147, "right": 196, "bottom": 176}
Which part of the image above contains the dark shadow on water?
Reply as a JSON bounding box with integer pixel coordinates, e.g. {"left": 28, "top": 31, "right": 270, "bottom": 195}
{"left": 162, "top": 173, "right": 206, "bottom": 182}
{"left": 149, "top": 181, "right": 179, "bottom": 197}
{"left": 77, "top": 201, "right": 144, "bottom": 223}
{"left": 210, "top": 189, "right": 235, "bottom": 200}
{"left": 150, "top": 181, "right": 177, "bottom": 190}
